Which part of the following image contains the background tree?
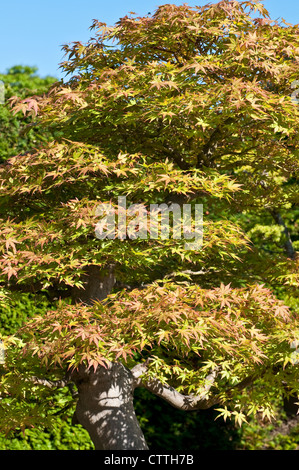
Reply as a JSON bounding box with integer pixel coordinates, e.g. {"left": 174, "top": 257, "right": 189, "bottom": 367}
{"left": 0, "top": 1, "right": 299, "bottom": 450}
{"left": 0, "top": 65, "right": 57, "bottom": 163}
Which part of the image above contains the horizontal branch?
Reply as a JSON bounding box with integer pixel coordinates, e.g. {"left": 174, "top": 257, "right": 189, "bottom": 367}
{"left": 29, "top": 373, "right": 72, "bottom": 389}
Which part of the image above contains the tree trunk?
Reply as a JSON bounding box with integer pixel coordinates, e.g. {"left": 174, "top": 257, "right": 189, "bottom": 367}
{"left": 270, "top": 209, "right": 296, "bottom": 260}
{"left": 72, "top": 362, "right": 149, "bottom": 450}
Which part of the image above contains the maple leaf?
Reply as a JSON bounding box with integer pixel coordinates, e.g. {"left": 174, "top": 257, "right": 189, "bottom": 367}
{"left": 22, "top": 98, "right": 39, "bottom": 116}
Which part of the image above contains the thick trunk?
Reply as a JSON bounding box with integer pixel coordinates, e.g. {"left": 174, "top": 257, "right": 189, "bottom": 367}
{"left": 72, "top": 363, "right": 149, "bottom": 450}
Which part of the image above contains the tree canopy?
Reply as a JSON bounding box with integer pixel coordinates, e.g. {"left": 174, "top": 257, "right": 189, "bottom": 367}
{"left": 0, "top": 1, "right": 299, "bottom": 449}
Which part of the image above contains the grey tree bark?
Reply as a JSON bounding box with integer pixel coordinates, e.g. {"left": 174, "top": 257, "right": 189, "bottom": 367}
{"left": 270, "top": 209, "right": 296, "bottom": 260}
{"left": 71, "top": 264, "right": 115, "bottom": 305}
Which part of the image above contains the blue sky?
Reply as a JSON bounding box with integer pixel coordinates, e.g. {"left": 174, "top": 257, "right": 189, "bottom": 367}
{"left": 1, "top": 0, "right": 298, "bottom": 79}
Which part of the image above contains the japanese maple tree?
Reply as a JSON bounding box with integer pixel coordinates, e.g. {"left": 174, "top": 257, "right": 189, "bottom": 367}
{"left": 0, "top": 65, "right": 57, "bottom": 163}
{"left": 0, "top": 1, "right": 299, "bottom": 450}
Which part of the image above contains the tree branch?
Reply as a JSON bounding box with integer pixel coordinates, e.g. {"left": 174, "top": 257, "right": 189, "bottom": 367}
{"left": 196, "top": 117, "right": 234, "bottom": 169}
{"left": 131, "top": 363, "right": 220, "bottom": 410}
{"left": 164, "top": 269, "right": 207, "bottom": 278}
